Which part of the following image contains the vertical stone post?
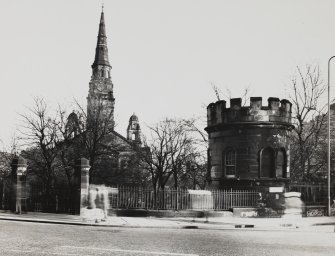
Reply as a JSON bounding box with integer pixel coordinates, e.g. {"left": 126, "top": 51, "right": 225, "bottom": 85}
{"left": 75, "top": 158, "right": 90, "bottom": 216}
{"left": 11, "top": 156, "right": 28, "bottom": 214}
{"left": 286, "top": 144, "right": 290, "bottom": 179}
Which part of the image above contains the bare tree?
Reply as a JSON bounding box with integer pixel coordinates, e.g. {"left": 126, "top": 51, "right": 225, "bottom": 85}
{"left": 0, "top": 136, "right": 19, "bottom": 179}
{"left": 71, "top": 99, "right": 146, "bottom": 185}
{"left": 180, "top": 117, "right": 209, "bottom": 187}
{"left": 145, "top": 119, "right": 179, "bottom": 190}
{"left": 52, "top": 106, "right": 82, "bottom": 193}
{"left": 211, "top": 83, "right": 251, "bottom": 106}
{"left": 138, "top": 118, "right": 208, "bottom": 191}
{"left": 182, "top": 117, "right": 208, "bottom": 144}
{"left": 0, "top": 139, "right": 17, "bottom": 210}
{"left": 289, "top": 64, "right": 328, "bottom": 181}
{"left": 180, "top": 151, "right": 208, "bottom": 189}
{"left": 73, "top": 99, "right": 118, "bottom": 181}
{"left": 211, "top": 82, "right": 221, "bottom": 101}
{"left": 167, "top": 121, "right": 194, "bottom": 189}
{"left": 19, "top": 97, "right": 62, "bottom": 211}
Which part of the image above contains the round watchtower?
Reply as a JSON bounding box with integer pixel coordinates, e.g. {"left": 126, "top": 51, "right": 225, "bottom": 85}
{"left": 205, "top": 97, "right": 294, "bottom": 190}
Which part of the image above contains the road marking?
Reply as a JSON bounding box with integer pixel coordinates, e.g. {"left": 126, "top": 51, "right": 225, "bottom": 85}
{"left": 7, "top": 249, "right": 34, "bottom": 253}
{"left": 61, "top": 245, "right": 199, "bottom": 256}
{"left": 4, "top": 250, "right": 80, "bottom": 256}
{"left": 49, "top": 253, "right": 80, "bottom": 256}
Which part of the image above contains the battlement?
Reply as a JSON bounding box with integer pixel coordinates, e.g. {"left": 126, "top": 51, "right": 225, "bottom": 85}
{"left": 207, "top": 97, "right": 292, "bottom": 127}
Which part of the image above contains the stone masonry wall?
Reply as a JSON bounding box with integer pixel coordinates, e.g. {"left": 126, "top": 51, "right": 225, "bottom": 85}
{"left": 206, "top": 97, "right": 294, "bottom": 190}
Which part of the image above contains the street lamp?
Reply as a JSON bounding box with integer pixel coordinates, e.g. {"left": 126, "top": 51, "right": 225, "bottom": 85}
{"left": 327, "top": 56, "right": 335, "bottom": 216}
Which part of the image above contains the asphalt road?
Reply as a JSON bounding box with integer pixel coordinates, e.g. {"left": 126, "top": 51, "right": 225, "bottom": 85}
{"left": 0, "top": 220, "right": 334, "bottom": 256}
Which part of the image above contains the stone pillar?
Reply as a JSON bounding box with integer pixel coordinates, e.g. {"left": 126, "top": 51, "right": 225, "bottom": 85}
{"left": 75, "top": 158, "right": 90, "bottom": 216}
{"left": 286, "top": 144, "right": 290, "bottom": 178}
{"left": 11, "top": 156, "right": 28, "bottom": 214}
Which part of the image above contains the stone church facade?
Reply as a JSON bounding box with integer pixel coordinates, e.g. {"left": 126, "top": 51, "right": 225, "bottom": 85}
{"left": 205, "top": 97, "right": 294, "bottom": 191}
{"left": 67, "top": 10, "right": 144, "bottom": 185}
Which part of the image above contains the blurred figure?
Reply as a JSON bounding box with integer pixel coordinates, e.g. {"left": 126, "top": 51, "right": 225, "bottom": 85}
{"left": 282, "top": 192, "right": 303, "bottom": 228}
{"left": 283, "top": 192, "right": 303, "bottom": 217}
{"left": 88, "top": 186, "right": 98, "bottom": 209}
{"left": 98, "top": 186, "right": 109, "bottom": 220}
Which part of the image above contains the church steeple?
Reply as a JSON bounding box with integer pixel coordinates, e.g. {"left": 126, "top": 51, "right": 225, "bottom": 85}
{"left": 92, "top": 8, "right": 111, "bottom": 69}
{"left": 87, "top": 8, "right": 115, "bottom": 130}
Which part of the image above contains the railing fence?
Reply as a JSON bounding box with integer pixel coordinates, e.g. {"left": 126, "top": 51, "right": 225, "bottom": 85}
{"left": 108, "top": 187, "right": 259, "bottom": 211}
{"left": 4, "top": 178, "right": 331, "bottom": 213}
{"left": 288, "top": 183, "right": 333, "bottom": 205}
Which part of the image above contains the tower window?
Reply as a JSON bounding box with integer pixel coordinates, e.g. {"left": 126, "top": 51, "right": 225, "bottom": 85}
{"left": 223, "top": 148, "right": 236, "bottom": 177}
{"left": 276, "top": 149, "right": 286, "bottom": 178}
{"left": 132, "top": 133, "right": 136, "bottom": 140}
{"left": 260, "top": 147, "right": 275, "bottom": 178}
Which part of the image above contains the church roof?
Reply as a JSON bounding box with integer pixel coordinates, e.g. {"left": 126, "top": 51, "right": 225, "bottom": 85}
{"left": 105, "top": 130, "right": 141, "bottom": 151}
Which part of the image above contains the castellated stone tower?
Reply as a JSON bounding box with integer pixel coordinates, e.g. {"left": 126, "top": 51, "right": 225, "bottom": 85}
{"left": 205, "top": 97, "right": 294, "bottom": 191}
{"left": 87, "top": 9, "right": 115, "bottom": 130}
{"left": 127, "top": 114, "right": 142, "bottom": 144}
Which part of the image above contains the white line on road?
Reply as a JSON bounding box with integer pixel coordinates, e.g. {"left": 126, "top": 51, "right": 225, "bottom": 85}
{"left": 7, "top": 249, "right": 34, "bottom": 253}
{"left": 61, "top": 245, "right": 199, "bottom": 256}
{"left": 4, "top": 249, "right": 80, "bottom": 256}
{"left": 48, "top": 253, "right": 80, "bottom": 256}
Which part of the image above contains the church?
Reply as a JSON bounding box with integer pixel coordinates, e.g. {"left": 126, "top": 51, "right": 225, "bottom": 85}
{"left": 66, "top": 9, "right": 146, "bottom": 185}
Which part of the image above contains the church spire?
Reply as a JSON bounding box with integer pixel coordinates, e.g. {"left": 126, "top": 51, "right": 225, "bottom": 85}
{"left": 92, "top": 8, "right": 110, "bottom": 68}
{"left": 87, "top": 8, "right": 115, "bottom": 130}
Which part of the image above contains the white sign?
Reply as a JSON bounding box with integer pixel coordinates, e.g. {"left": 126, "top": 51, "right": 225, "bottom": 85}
{"left": 188, "top": 190, "right": 211, "bottom": 195}
{"left": 284, "top": 192, "right": 301, "bottom": 198}
{"left": 269, "top": 187, "right": 284, "bottom": 193}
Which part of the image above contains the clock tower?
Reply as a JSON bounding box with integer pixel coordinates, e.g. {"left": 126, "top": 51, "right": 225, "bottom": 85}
{"left": 87, "top": 8, "right": 115, "bottom": 129}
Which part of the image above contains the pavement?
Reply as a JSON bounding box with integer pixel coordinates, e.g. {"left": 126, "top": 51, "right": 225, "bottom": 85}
{"left": 0, "top": 210, "right": 334, "bottom": 231}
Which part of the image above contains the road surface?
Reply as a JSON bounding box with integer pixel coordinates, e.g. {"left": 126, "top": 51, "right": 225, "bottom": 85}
{"left": 0, "top": 220, "right": 334, "bottom": 255}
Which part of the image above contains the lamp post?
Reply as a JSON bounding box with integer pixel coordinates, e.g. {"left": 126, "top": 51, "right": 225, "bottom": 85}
{"left": 327, "top": 56, "right": 335, "bottom": 216}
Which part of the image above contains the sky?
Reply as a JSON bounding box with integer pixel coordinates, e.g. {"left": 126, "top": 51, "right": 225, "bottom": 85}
{"left": 1, "top": 0, "right": 335, "bottom": 149}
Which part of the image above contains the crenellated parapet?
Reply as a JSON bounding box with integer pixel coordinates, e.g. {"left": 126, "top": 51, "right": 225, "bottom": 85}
{"left": 206, "top": 97, "right": 293, "bottom": 128}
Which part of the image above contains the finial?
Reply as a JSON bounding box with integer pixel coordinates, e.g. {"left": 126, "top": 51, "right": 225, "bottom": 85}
{"left": 102, "top": 2, "right": 104, "bottom": 12}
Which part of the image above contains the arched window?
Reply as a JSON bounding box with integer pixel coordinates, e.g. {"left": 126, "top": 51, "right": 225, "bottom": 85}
{"left": 260, "top": 147, "right": 275, "bottom": 178}
{"left": 223, "top": 148, "right": 236, "bottom": 177}
{"left": 276, "top": 149, "right": 286, "bottom": 178}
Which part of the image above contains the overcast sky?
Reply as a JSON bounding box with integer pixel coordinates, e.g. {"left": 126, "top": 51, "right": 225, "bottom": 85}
{"left": 1, "top": 0, "right": 335, "bottom": 149}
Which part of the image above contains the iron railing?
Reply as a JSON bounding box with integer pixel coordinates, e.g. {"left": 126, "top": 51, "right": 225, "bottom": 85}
{"left": 108, "top": 187, "right": 259, "bottom": 211}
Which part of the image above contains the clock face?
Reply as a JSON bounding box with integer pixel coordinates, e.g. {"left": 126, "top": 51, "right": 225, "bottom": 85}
{"left": 96, "top": 83, "right": 104, "bottom": 92}
{"left": 92, "top": 80, "right": 113, "bottom": 93}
